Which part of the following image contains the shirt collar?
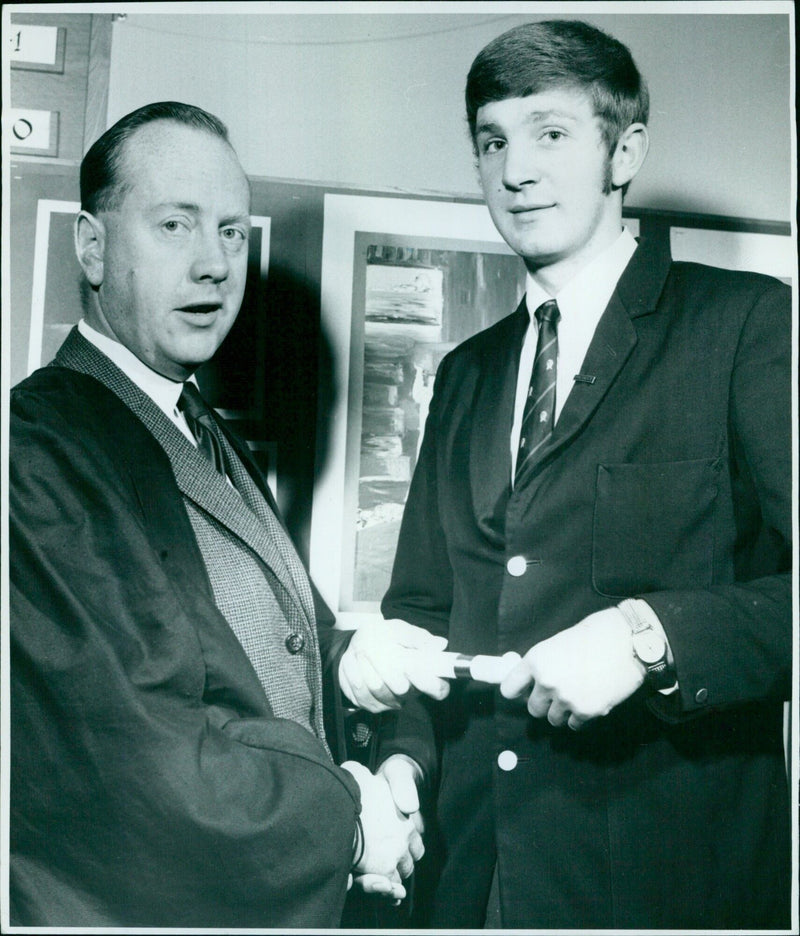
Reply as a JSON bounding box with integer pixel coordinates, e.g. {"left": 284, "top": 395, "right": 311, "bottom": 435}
{"left": 525, "top": 226, "right": 638, "bottom": 322}
{"left": 77, "top": 319, "right": 187, "bottom": 416}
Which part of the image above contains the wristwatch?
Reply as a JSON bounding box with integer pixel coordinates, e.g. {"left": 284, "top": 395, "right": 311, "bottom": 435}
{"left": 618, "top": 600, "right": 675, "bottom": 690}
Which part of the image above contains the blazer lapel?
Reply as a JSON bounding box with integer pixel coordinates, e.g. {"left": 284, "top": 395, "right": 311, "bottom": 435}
{"left": 515, "top": 235, "right": 672, "bottom": 486}
{"left": 545, "top": 291, "right": 638, "bottom": 452}
{"left": 53, "top": 330, "right": 311, "bottom": 623}
{"left": 469, "top": 300, "right": 528, "bottom": 536}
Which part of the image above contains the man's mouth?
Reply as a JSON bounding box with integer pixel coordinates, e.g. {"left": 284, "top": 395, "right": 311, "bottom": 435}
{"left": 509, "top": 204, "right": 555, "bottom": 215}
{"left": 177, "top": 303, "right": 222, "bottom": 315}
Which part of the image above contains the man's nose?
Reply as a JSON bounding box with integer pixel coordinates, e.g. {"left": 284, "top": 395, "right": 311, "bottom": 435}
{"left": 189, "top": 229, "right": 230, "bottom": 283}
{"left": 502, "top": 142, "right": 539, "bottom": 190}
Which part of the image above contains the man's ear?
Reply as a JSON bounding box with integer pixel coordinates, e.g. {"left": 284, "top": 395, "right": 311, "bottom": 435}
{"left": 611, "top": 123, "right": 649, "bottom": 189}
{"left": 74, "top": 210, "right": 106, "bottom": 286}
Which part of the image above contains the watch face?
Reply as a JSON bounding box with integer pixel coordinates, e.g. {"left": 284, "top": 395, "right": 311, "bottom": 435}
{"left": 634, "top": 631, "right": 666, "bottom": 664}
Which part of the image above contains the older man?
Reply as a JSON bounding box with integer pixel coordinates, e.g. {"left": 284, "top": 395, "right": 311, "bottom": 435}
{"left": 9, "top": 101, "right": 420, "bottom": 928}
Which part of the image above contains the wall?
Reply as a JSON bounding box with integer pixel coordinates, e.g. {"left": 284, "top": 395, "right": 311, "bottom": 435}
{"left": 8, "top": 11, "right": 110, "bottom": 161}
{"left": 8, "top": 4, "right": 795, "bottom": 566}
{"left": 107, "top": 8, "right": 794, "bottom": 222}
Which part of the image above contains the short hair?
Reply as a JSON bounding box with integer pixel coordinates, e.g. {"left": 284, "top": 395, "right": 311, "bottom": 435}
{"left": 80, "top": 101, "right": 231, "bottom": 215}
{"left": 466, "top": 20, "right": 649, "bottom": 155}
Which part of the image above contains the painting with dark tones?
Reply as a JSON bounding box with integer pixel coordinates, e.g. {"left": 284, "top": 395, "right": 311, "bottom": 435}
{"left": 350, "top": 238, "right": 526, "bottom": 603}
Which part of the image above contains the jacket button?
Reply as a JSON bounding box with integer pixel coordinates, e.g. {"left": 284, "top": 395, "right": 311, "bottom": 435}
{"left": 497, "top": 750, "right": 518, "bottom": 771}
{"left": 695, "top": 687, "right": 708, "bottom": 704}
{"left": 285, "top": 633, "right": 305, "bottom": 654}
{"left": 506, "top": 556, "right": 527, "bottom": 577}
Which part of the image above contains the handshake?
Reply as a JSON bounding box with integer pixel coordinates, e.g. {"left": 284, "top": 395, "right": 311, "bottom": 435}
{"left": 336, "top": 618, "right": 522, "bottom": 901}
{"left": 341, "top": 755, "right": 424, "bottom": 902}
{"left": 337, "top": 618, "right": 448, "bottom": 902}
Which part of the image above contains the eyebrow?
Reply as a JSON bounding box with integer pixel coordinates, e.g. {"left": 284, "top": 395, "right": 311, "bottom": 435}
{"left": 155, "top": 201, "right": 201, "bottom": 213}
{"left": 153, "top": 202, "right": 252, "bottom": 225}
{"left": 476, "top": 110, "right": 580, "bottom": 135}
{"left": 221, "top": 212, "right": 252, "bottom": 228}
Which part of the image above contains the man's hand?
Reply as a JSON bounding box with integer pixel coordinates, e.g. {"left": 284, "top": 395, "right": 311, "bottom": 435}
{"left": 341, "top": 760, "right": 423, "bottom": 901}
{"left": 378, "top": 754, "right": 424, "bottom": 840}
{"left": 500, "top": 607, "right": 646, "bottom": 730}
{"left": 339, "top": 618, "right": 450, "bottom": 713}
{"left": 350, "top": 755, "right": 426, "bottom": 903}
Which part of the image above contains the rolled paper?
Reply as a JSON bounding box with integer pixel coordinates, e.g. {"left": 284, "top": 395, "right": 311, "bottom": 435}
{"left": 424, "top": 650, "right": 522, "bottom": 684}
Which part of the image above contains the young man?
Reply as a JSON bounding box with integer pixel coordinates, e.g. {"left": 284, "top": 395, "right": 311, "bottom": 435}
{"left": 375, "top": 20, "right": 791, "bottom": 929}
{"left": 9, "top": 102, "right": 422, "bottom": 928}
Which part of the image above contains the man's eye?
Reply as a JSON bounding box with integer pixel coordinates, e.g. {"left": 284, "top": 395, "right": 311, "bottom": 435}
{"left": 221, "top": 227, "right": 247, "bottom": 244}
{"left": 162, "top": 219, "right": 186, "bottom": 233}
{"left": 482, "top": 139, "right": 506, "bottom": 155}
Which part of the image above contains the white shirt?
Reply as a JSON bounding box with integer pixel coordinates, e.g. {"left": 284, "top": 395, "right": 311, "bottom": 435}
{"left": 77, "top": 319, "right": 198, "bottom": 446}
{"left": 510, "top": 227, "right": 638, "bottom": 477}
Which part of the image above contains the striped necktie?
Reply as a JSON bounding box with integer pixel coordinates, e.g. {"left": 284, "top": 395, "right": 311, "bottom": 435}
{"left": 515, "top": 298, "right": 560, "bottom": 484}
{"left": 179, "top": 382, "right": 229, "bottom": 477}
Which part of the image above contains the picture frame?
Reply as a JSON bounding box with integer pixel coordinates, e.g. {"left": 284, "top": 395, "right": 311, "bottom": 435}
{"left": 23, "top": 191, "right": 282, "bottom": 506}
{"left": 310, "top": 191, "right": 793, "bottom": 631}
{"left": 26, "top": 197, "right": 272, "bottom": 375}
{"left": 669, "top": 226, "right": 794, "bottom": 283}
{"left": 311, "top": 193, "right": 636, "bottom": 628}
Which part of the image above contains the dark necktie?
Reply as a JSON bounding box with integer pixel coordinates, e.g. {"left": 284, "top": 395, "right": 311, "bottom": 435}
{"left": 515, "top": 298, "right": 560, "bottom": 484}
{"left": 179, "top": 382, "right": 228, "bottom": 477}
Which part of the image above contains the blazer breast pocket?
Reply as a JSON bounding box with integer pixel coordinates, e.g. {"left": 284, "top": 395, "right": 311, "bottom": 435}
{"left": 592, "top": 458, "right": 721, "bottom": 597}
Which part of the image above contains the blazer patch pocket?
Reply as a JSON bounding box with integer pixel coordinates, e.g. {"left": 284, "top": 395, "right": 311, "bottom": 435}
{"left": 592, "top": 458, "right": 720, "bottom": 597}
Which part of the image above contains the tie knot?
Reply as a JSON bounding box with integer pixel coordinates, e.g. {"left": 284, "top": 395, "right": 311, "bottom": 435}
{"left": 179, "top": 381, "right": 213, "bottom": 421}
{"left": 534, "top": 299, "right": 560, "bottom": 327}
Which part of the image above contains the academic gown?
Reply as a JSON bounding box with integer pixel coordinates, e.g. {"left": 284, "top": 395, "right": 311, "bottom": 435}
{"left": 10, "top": 331, "right": 359, "bottom": 928}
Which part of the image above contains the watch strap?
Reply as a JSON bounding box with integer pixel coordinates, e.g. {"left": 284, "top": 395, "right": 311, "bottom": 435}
{"left": 618, "top": 599, "right": 676, "bottom": 691}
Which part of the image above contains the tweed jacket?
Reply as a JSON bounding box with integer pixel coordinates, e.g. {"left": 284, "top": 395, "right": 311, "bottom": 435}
{"left": 10, "top": 329, "right": 358, "bottom": 928}
{"left": 381, "top": 236, "right": 792, "bottom": 929}
{"left": 60, "top": 331, "right": 330, "bottom": 737}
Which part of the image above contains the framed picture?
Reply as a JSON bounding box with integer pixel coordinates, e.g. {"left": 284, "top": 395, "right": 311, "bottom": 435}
{"left": 312, "top": 194, "right": 529, "bottom": 626}
{"left": 27, "top": 197, "right": 83, "bottom": 374}
{"left": 23, "top": 191, "right": 282, "bottom": 506}
{"left": 310, "top": 192, "right": 793, "bottom": 630}
{"left": 26, "top": 198, "right": 272, "bottom": 374}
{"left": 669, "top": 226, "right": 794, "bottom": 283}
{"left": 243, "top": 440, "right": 278, "bottom": 501}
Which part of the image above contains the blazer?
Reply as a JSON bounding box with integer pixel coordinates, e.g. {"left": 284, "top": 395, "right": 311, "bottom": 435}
{"left": 10, "top": 329, "right": 358, "bottom": 928}
{"left": 381, "top": 236, "right": 792, "bottom": 929}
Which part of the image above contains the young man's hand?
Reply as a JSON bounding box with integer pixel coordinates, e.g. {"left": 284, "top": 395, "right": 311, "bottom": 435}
{"left": 500, "top": 607, "right": 648, "bottom": 730}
